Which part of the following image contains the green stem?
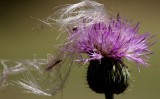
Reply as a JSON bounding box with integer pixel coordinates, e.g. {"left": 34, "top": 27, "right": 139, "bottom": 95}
{"left": 105, "top": 93, "right": 114, "bottom": 99}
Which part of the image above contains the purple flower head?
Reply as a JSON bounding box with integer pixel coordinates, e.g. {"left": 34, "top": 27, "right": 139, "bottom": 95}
{"left": 63, "top": 15, "right": 153, "bottom": 67}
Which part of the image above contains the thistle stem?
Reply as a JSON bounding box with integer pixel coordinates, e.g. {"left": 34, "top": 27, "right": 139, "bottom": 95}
{"left": 105, "top": 93, "right": 114, "bottom": 99}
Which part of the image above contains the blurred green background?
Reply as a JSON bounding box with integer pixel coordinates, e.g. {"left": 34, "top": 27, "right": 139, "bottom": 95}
{"left": 0, "top": 0, "right": 159, "bottom": 99}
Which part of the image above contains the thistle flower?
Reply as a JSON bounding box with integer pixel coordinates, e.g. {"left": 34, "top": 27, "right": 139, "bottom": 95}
{"left": 0, "top": 0, "right": 154, "bottom": 99}
{"left": 57, "top": 14, "right": 153, "bottom": 98}
{"left": 65, "top": 15, "right": 152, "bottom": 66}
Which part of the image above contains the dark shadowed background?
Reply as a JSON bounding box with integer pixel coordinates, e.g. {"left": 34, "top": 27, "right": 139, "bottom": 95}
{"left": 0, "top": 0, "right": 159, "bottom": 99}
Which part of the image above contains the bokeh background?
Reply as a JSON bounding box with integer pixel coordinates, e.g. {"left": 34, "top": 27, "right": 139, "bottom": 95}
{"left": 0, "top": 0, "right": 159, "bottom": 99}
